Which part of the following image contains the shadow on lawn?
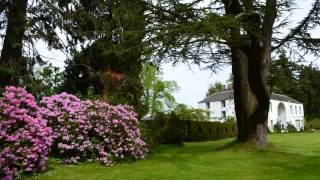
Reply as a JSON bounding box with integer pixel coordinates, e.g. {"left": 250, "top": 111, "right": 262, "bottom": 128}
{"left": 175, "top": 139, "right": 269, "bottom": 155}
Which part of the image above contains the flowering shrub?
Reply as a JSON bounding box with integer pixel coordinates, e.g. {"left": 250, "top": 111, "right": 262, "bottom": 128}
{"left": 40, "top": 93, "right": 93, "bottom": 164}
{"left": 0, "top": 86, "right": 53, "bottom": 179}
{"left": 86, "top": 101, "right": 147, "bottom": 165}
{"left": 41, "top": 93, "right": 147, "bottom": 165}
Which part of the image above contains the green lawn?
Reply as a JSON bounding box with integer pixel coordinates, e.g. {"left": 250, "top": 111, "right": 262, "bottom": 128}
{"left": 24, "top": 133, "right": 320, "bottom": 180}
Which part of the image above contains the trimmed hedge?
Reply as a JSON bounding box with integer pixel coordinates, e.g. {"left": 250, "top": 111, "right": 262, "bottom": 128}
{"left": 142, "top": 118, "right": 237, "bottom": 144}
{"left": 141, "top": 113, "right": 184, "bottom": 146}
{"left": 183, "top": 121, "right": 237, "bottom": 142}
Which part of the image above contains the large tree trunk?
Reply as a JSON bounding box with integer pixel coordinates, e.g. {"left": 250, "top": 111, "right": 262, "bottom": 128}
{"left": 232, "top": 46, "right": 271, "bottom": 147}
{"left": 0, "top": 0, "right": 28, "bottom": 87}
{"left": 223, "top": 0, "right": 276, "bottom": 147}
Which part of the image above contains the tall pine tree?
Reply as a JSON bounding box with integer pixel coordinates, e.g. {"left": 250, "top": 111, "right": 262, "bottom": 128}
{"left": 60, "top": 0, "right": 146, "bottom": 115}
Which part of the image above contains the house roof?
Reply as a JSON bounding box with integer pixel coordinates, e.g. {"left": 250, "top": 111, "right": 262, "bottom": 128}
{"left": 199, "top": 90, "right": 302, "bottom": 104}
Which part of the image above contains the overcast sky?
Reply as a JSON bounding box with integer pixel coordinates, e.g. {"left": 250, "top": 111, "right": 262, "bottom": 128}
{"left": 26, "top": 0, "right": 320, "bottom": 108}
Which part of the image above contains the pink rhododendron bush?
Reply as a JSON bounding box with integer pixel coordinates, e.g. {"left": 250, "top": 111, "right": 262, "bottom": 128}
{"left": 86, "top": 101, "right": 147, "bottom": 165}
{"left": 41, "top": 93, "right": 147, "bottom": 165}
{"left": 0, "top": 87, "right": 147, "bottom": 179}
{"left": 0, "top": 86, "right": 53, "bottom": 179}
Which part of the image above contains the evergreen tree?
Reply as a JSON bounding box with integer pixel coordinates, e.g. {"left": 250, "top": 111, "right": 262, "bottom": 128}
{"left": 270, "top": 53, "right": 320, "bottom": 119}
{"left": 59, "top": 0, "right": 146, "bottom": 115}
{"left": 270, "top": 53, "right": 300, "bottom": 97}
{"left": 146, "top": 0, "right": 320, "bottom": 147}
{"left": 298, "top": 65, "right": 320, "bottom": 119}
{"left": 0, "top": 0, "right": 66, "bottom": 89}
{"left": 0, "top": 0, "right": 28, "bottom": 87}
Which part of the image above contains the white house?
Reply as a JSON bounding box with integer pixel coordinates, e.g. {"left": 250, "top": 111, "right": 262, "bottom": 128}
{"left": 198, "top": 90, "right": 304, "bottom": 132}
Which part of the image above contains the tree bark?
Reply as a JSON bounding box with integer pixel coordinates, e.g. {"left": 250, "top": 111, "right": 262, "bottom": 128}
{"left": 223, "top": 0, "right": 276, "bottom": 147}
{"left": 232, "top": 46, "right": 271, "bottom": 147}
{"left": 0, "top": 0, "right": 28, "bottom": 87}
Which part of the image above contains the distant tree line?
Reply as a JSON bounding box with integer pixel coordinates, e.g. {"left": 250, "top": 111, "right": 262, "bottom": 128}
{"left": 270, "top": 53, "right": 320, "bottom": 119}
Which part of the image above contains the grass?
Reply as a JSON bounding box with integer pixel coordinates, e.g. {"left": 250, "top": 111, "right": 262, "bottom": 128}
{"left": 24, "top": 133, "right": 320, "bottom": 180}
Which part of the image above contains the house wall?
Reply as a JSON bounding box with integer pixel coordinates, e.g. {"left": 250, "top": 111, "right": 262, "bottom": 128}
{"left": 198, "top": 99, "right": 235, "bottom": 122}
{"left": 198, "top": 99, "right": 304, "bottom": 132}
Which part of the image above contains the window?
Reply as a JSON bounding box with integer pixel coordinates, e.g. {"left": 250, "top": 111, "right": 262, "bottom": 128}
{"left": 206, "top": 102, "right": 210, "bottom": 109}
{"left": 295, "top": 106, "right": 297, "bottom": 114}
{"left": 222, "top": 111, "right": 226, "bottom": 119}
{"left": 299, "top": 106, "right": 302, "bottom": 115}
{"left": 290, "top": 105, "right": 293, "bottom": 114}
{"left": 270, "top": 120, "right": 274, "bottom": 128}
{"left": 269, "top": 102, "right": 272, "bottom": 112}
{"left": 296, "top": 120, "right": 300, "bottom": 129}
{"left": 221, "top": 100, "right": 226, "bottom": 108}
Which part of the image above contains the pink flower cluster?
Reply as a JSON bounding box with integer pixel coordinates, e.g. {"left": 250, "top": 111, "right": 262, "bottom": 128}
{"left": 41, "top": 93, "right": 147, "bottom": 165}
{"left": 0, "top": 87, "right": 147, "bottom": 179}
{"left": 41, "top": 93, "right": 93, "bottom": 164}
{"left": 87, "top": 101, "right": 147, "bottom": 165}
{"left": 0, "top": 86, "right": 53, "bottom": 180}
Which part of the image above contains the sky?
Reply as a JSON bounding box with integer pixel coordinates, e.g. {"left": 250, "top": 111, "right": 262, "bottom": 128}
{"left": 9, "top": 0, "right": 319, "bottom": 108}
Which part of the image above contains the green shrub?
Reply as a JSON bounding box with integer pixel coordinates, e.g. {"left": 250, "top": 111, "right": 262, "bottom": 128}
{"left": 141, "top": 112, "right": 184, "bottom": 146}
{"left": 161, "top": 113, "right": 184, "bottom": 145}
{"left": 273, "top": 122, "right": 282, "bottom": 133}
{"left": 184, "top": 121, "right": 237, "bottom": 141}
{"left": 173, "top": 104, "right": 209, "bottom": 121}
{"left": 141, "top": 113, "right": 238, "bottom": 146}
{"left": 225, "top": 116, "right": 236, "bottom": 123}
{"left": 304, "top": 119, "right": 320, "bottom": 131}
{"left": 287, "top": 123, "right": 297, "bottom": 133}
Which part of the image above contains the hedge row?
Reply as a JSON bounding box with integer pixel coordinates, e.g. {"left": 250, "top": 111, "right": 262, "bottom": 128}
{"left": 184, "top": 121, "right": 237, "bottom": 142}
{"left": 142, "top": 118, "right": 237, "bottom": 144}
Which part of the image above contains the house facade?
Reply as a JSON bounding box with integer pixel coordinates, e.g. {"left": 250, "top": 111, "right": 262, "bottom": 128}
{"left": 198, "top": 90, "right": 304, "bottom": 132}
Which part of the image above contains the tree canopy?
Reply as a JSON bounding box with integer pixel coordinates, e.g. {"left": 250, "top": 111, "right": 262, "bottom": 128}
{"left": 140, "top": 64, "right": 180, "bottom": 116}
{"left": 1, "top": 0, "right": 320, "bottom": 147}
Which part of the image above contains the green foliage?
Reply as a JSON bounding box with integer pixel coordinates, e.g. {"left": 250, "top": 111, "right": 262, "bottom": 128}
{"left": 273, "top": 122, "right": 282, "bottom": 133}
{"left": 160, "top": 113, "right": 184, "bottom": 146}
{"left": 270, "top": 53, "right": 300, "bottom": 96}
{"left": 0, "top": 0, "right": 67, "bottom": 88}
{"left": 271, "top": 53, "right": 320, "bottom": 118}
{"left": 141, "top": 112, "right": 237, "bottom": 147}
{"left": 76, "top": 86, "right": 99, "bottom": 101}
{"left": 287, "top": 123, "right": 297, "bottom": 133}
{"left": 173, "top": 104, "right": 209, "bottom": 121}
{"left": 206, "top": 82, "right": 224, "bottom": 97}
{"left": 298, "top": 66, "right": 320, "bottom": 118}
{"left": 225, "top": 116, "right": 236, "bottom": 123}
{"left": 58, "top": 0, "right": 146, "bottom": 116}
{"left": 304, "top": 119, "right": 320, "bottom": 131}
{"left": 140, "top": 64, "right": 179, "bottom": 116}
{"left": 185, "top": 121, "right": 237, "bottom": 142}
{"left": 22, "top": 64, "right": 63, "bottom": 100}
{"left": 141, "top": 112, "right": 184, "bottom": 147}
